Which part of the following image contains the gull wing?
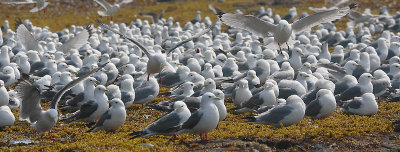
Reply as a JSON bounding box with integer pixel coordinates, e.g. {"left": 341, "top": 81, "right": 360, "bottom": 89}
{"left": 292, "top": 3, "right": 356, "bottom": 34}
{"left": 220, "top": 13, "right": 276, "bottom": 38}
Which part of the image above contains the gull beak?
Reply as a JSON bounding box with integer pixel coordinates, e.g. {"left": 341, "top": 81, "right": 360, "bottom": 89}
{"left": 265, "top": 86, "right": 270, "bottom": 89}
{"left": 235, "top": 61, "right": 239, "bottom": 63}
{"left": 98, "top": 55, "right": 102, "bottom": 59}
{"left": 104, "top": 70, "right": 110, "bottom": 73}
{"left": 193, "top": 85, "right": 198, "bottom": 88}
{"left": 96, "top": 81, "right": 100, "bottom": 84}
{"left": 372, "top": 77, "right": 377, "bottom": 80}
{"left": 356, "top": 64, "right": 362, "bottom": 66}
{"left": 107, "top": 100, "right": 111, "bottom": 104}
{"left": 300, "top": 53, "right": 305, "bottom": 56}
{"left": 80, "top": 55, "right": 84, "bottom": 58}
{"left": 105, "top": 89, "right": 109, "bottom": 93}
{"left": 242, "top": 85, "right": 245, "bottom": 88}
{"left": 66, "top": 65, "right": 70, "bottom": 68}
{"left": 174, "top": 108, "right": 178, "bottom": 112}
{"left": 56, "top": 62, "right": 60, "bottom": 65}
{"left": 202, "top": 56, "right": 206, "bottom": 59}
{"left": 214, "top": 97, "right": 221, "bottom": 100}
{"left": 305, "top": 75, "right": 310, "bottom": 77}
{"left": 63, "top": 54, "right": 67, "bottom": 57}
{"left": 71, "top": 74, "right": 76, "bottom": 77}
{"left": 178, "top": 63, "right": 183, "bottom": 66}
{"left": 139, "top": 58, "right": 145, "bottom": 61}
{"left": 252, "top": 75, "right": 256, "bottom": 78}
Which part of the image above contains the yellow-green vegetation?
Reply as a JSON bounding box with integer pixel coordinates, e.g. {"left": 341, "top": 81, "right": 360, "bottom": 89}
{"left": 1, "top": 0, "right": 400, "bottom": 151}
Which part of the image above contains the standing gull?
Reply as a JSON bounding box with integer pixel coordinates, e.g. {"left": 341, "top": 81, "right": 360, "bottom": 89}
{"left": 87, "top": 98, "right": 126, "bottom": 132}
{"left": 130, "top": 101, "right": 191, "bottom": 139}
{"left": 177, "top": 92, "right": 220, "bottom": 142}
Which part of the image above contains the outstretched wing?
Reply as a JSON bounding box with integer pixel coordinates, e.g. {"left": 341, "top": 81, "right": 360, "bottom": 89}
{"left": 292, "top": 3, "right": 356, "bottom": 34}
{"left": 96, "top": 20, "right": 151, "bottom": 57}
{"left": 165, "top": 23, "right": 215, "bottom": 55}
{"left": 57, "top": 25, "right": 91, "bottom": 53}
{"left": 220, "top": 13, "right": 276, "bottom": 38}
{"left": 50, "top": 62, "right": 108, "bottom": 109}
{"left": 15, "top": 80, "right": 42, "bottom": 123}
{"left": 16, "top": 24, "right": 41, "bottom": 52}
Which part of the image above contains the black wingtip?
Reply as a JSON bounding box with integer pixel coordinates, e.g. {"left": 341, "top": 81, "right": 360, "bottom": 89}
{"left": 349, "top": 3, "right": 357, "bottom": 9}
{"left": 86, "top": 24, "right": 94, "bottom": 37}
{"left": 14, "top": 17, "right": 23, "bottom": 31}
{"left": 243, "top": 116, "right": 256, "bottom": 122}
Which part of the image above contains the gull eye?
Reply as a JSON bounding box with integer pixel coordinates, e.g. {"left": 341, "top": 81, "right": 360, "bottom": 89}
{"left": 209, "top": 96, "right": 211, "bottom": 98}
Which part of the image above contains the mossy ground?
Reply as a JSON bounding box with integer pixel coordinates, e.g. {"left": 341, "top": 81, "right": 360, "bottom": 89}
{"left": 1, "top": 0, "right": 400, "bottom": 151}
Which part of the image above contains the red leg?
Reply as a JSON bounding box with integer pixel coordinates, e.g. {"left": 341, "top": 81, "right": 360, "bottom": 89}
{"left": 199, "top": 133, "right": 203, "bottom": 141}
{"left": 204, "top": 132, "right": 209, "bottom": 142}
{"left": 48, "top": 131, "right": 55, "bottom": 141}
{"left": 172, "top": 134, "right": 179, "bottom": 140}
{"left": 158, "top": 73, "right": 162, "bottom": 83}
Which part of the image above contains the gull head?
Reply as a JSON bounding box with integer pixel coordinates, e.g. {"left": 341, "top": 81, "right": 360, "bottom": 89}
{"left": 278, "top": 20, "right": 289, "bottom": 31}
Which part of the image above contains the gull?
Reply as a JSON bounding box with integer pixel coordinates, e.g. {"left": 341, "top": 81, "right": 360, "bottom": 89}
{"left": 139, "top": 10, "right": 165, "bottom": 24}
{"left": 213, "top": 89, "right": 227, "bottom": 122}
{"left": 2, "top": 0, "right": 48, "bottom": 13}
{"left": 251, "top": 95, "right": 305, "bottom": 128}
{"left": 130, "top": 101, "right": 190, "bottom": 139}
{"left": 305, "top": 89, "right": 336, "bottom": 119}
{"left": 232, "top": 79, "right": 252, "bottom": 106}
{"left": 0, "top": 66, "right": 16, "bottom": 87}
{"left": 238, "top": 82, "right": 276, "bottom": 112}
{"left": 14, "top": 63, "right": 106, "bottom": 138}
{"left": 62, "top": 85, "right": 109, "bottom": 123}
{"left": 120, "top": 79, "right": 135, "bottom": 107}
{"left": 16, "top": 24, "right": 91, "bottom": 53}
{"left": 217, "top": 3, "right": 356, "bottom": 52}
{"left": 341, "top": 93, "right": 378, "bottom": 116}
{"left": 0, "top": 105, "right": 14, "bottom": 127}
{"left": 8, "top": 90, "right": 20, "bottom": 110}
{"left": 335, "top": 73, "right": 375, "bottom": 101}
{"left": 87, "top": 98, "right": 126, "bottom": 132}
{"left": 177, "top": 92, "right": 220, "bottom": 142}
{"left": 94, "top": 0, "right": 133, "bottom": 16}
{"left": 0, "top": 80, "right": 9, "bottom": 107}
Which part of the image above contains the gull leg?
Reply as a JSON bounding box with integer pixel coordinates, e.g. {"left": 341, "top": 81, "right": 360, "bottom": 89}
{"left": 147, "top": 74, "right": 150, "bottom": 81}
{"left": 172, "top": 134, "right": 179, "bottom": 140}
{"left": 48, "top": 131, "right": 55, "bottom": 141}
{"left": 278, "top": 43, "right": 282, "bottom": 53}
{"left": 204, "top": 132, "right": 209, "bottom": 142}
{"left": 158, "top": 73, "right": 162, "bottom": 83}
{"left": 199, "top": 133, "right": 203, "bottom": 141}
{"left": 286, "top": 42, "right": 290, "bottom": 51}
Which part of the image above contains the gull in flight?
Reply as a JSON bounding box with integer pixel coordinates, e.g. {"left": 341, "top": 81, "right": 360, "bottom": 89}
{"left": 1, "top": 0, "right": 49, "bottom": 13}
{"left": 214, "top": 3, "right": 356, "bottom": 52}
{"left": 94, "top": 0, "right": 133, "bottom": 17}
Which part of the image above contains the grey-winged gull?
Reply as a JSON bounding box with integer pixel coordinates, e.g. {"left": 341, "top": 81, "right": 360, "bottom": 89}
{"left": 120, "top": 78, "right": 135, "bottom": 107}
{"left": 94, "top": 0, "right": 133, "bottom": 16}
{"left": 130, "top": 101, "right": 191, "bottom": 139}
{"left": 238, "top": 82, "right": 276, "bottom": 112}
{"left": 0, "top": 80, "right": 9, "bottom": 107}
{"left": 251, "top": 95, "right": 305, "bottom": 128}
{"left": 213, "top": 89, "right": 227, "bottom": 121}
{"left": 62, "top": 85, "right": 109, "bottom": 123}
{"left": 232, "top": 79, "right": 252, "bottom": 106}
{"left": 341, "top": 93, "right": 378, "bottom": 116}
{"left": 335, "top": 73, "right": 375, "bottom": 101}
{"left": 177, "top": 92, "right": 220, "bottom": 142}
{"left": 0, "top": 105, "right": 14, "bottom": 127}
{"left": 87, "top": 98, "right": 126, "bottom": 132}
{"left": 217, "top": 3, "right": 356, "bottom": 51}
{"left": 305, "top": 89, "right": 336, "bottom": 119}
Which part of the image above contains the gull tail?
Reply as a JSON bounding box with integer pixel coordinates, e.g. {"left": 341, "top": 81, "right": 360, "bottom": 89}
{"left": 129, "top": 130, "right": 147, "bottom": 139}
{"left": 243, "top": 116, "right": 256, "bottom": 122}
